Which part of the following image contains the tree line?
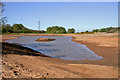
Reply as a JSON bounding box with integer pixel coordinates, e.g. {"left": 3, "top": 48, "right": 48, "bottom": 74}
{"left": 91, "top": 27, "right": 119, "bottom": 33}
{"left": 1, "top": 23, "right": 119, "bottom": 34}
{"left": 76, "top": 27, "right": 119, "bottom": 34}
{"left": 46, "top": 26, "right": 75, "bottom": 34}
{"left": 0, "top": 24, "right": 76, "bottom": 34}
{"left": 0, "top": 24, "right": 46, "bottom": 33}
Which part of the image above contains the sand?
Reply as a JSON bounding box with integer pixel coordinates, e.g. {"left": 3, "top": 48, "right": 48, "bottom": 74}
{"left": 1, "top": 33, "right": 118, "bottom": 78}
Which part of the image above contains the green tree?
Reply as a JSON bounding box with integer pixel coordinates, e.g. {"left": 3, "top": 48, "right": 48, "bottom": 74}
{"left": 58, "top": 27, "right": 66, "bottom": 34}
{"left": 51, "top": 26, "right": 59, "bottom": 33}
{"left": 46, "top": 26, "right": 67, "bottom": 34}
{"left": 47, "top": 27, "right": 52, "bottom": 33}
{"left": 12, "top": 24, "right": 26, "bottom": 33}
{"left": 85, "top": 30, "right": 89, "bottom": 33}
{"left": 67, "top": 28, "right": 75, "bottom": 33}
{"left": 99, "top": 28, "right": 107, "bottom": 32}
{"left": 1, "top": 23, "right": 46, "bottom": 33}
{"left": 0, "top": 24, "right": 13, "bottom": 33}
{"left": 92, "top": 29, "right": 99, "bottom": 32}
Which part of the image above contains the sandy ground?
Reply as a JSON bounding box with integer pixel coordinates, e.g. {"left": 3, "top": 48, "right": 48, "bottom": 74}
{"left": 1, "top": 33, "right": 119, "bottom": 78}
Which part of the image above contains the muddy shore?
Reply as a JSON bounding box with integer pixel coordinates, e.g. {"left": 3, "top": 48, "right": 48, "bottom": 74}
{"left": 1, "top": 33, "right": 118, "bottom": 78}
{"left": 2, "top": 33, "right": 118, "bottom": 67}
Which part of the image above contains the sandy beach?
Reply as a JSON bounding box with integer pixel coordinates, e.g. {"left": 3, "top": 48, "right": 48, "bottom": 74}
{"left": 1, "top": 33, "right": 118, "bottom": 78}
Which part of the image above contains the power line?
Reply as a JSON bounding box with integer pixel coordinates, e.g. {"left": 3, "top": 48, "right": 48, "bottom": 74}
{"left": 38, "top": 21, "right": 40, "bottom": 31}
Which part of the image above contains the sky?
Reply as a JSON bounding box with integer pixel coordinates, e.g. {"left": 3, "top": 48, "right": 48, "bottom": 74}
{"left": 2, "top": 0, "right": 120, "bottom": 2}
{"left": 4, "top": 2, "right": 118, "bottom": 32}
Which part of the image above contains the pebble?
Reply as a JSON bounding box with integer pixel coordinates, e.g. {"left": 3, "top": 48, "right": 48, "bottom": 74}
{"left": 13, "top": 71, "right": 18, "bottom": 76}
{"left": 46, "top": 73, "right": 49, "bottom": 75}
{"left": 10, "top": 67, "right": 13, "bottom": 69}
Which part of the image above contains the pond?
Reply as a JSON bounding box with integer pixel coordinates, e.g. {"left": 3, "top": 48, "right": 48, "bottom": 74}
{"left": 5, "top": 36, "right": 103, "bottom": 61}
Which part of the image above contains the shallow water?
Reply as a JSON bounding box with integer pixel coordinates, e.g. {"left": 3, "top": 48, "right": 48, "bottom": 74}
{"left": 5, "top": 36, "right": 103, "bottom": 61}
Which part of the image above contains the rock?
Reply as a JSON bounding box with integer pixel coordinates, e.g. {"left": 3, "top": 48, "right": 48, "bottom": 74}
{"left": 46, "top": 73, "right": 49, "bottom": 75}
{"left": 13, "top": 71, "right": 18, "bottom": 76}
{"left": 10, "top": 67, "right": 13, "bottom": 70}
{"left": 3, "top": 62, "right": 6, "bottom": 65}
{"left": 20, "top": 64, "right": 24, "bottom": 67}
{"left": 16, "top": 65, "right": 19, "bottom": 67}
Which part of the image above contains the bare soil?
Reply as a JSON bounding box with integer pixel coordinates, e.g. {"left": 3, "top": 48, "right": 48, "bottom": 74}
{"left": 35, "top": 38, "right": 56, "bottom": 42}
{"left": 1, "top": 33, "right": 118, "bottom": 78}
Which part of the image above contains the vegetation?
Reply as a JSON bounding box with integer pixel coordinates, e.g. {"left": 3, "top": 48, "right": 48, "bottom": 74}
{"left": 0, "top": 24, "right": 46, "bottom": 33}
{"left": 77, "top": 32, "right": 95, "bottom": 34}
{"left": 92, "top": 27, "right": 119, "bottom": 33}
{"left": 46, "top": 26, "right": 66, "bottom": 34}
{"left": 75, "top": 27, "right": 119, "bottom": 34}
{"left": 46, "top": 26, "right": 76, "bottom": 34}
{"left": 67, "top": 28, "right": 75, "bottom": 33}
{"left": 1, "top": 24, "right": 119, "bottom": 34}
{"left": 1, "top": 24, "right": 76, "bottom": 34}
{"left": 76, "top": 27, "right": 119, "bottom": 34}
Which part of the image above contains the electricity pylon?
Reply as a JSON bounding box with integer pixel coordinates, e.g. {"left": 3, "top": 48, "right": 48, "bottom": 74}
{"left": 38, "top": 21, "right": 40, "bottom": 31}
